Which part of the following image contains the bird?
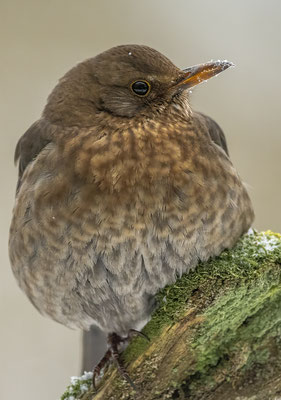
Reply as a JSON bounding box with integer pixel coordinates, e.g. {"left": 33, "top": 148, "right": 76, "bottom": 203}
{"left": 9, "top": 44, "right": 254, "bottom": 387}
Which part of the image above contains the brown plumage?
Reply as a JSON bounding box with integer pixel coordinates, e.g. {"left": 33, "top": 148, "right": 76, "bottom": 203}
{"left": 9, "top": 44, "right": 254, "bottom": 384}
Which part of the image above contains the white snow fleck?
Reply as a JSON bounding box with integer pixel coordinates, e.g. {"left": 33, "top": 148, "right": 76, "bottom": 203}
{"left": 67, "top": 396, "right": 75, "bottom": 400}
{"left": 257, "top": 234, "right": 280, "bottom": 252}
{"left": 245, "top": 231, "right": 280, "bottom": 256}
{"left": 128, "top": 52, "right": 132, "bottom": 56}
{"left": 70, "top": 376, "right": 78, "bottom": 385}
{"left": 81, "top": 371, "right": 93, "bottom": 380}
{"left": 80, "top": 384, "right": 89, "bottom": 392}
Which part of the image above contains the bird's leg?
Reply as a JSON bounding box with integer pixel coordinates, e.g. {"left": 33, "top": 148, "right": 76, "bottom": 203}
{"left": 110, "top": 332, "right": 137, "bottom": 390}
{"left": 92, "top": 348, "right": 112, "bottom": 389}
{"left": 92, "top": 330, "right": 150, "bottom": 390}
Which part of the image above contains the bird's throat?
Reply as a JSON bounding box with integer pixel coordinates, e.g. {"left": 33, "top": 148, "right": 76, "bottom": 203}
{"left": 71, "top": 114, "right": 194, "bottom": 194}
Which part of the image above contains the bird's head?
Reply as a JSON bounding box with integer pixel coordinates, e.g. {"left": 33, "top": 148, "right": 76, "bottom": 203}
{"left": 43, "top": 45, "right": 233, "bottom": 126}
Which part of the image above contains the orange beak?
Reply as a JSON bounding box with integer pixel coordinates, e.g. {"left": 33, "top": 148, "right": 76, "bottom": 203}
{"left": 176, "top": 60, "right": 234, "bottom": 89}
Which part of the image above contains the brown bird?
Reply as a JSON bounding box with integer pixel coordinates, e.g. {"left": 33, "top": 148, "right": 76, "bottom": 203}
{"left": 9, "top": 45, "right": 254, "bottom": 387}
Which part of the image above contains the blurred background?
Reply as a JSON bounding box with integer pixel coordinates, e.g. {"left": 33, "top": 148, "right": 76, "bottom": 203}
{"left": 1, "top": 0, "right": 280, "bottom": 399}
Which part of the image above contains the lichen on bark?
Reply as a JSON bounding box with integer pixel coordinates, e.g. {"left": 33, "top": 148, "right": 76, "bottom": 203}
{"left": 61, "top": 231, "right": 281, "bottom": 400}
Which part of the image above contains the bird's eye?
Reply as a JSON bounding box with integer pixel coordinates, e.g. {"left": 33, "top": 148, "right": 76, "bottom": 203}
{"left": 130, "top": 80, "right": 151, "bottom": 96}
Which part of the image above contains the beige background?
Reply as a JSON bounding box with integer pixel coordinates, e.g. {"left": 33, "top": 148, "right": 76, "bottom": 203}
{"left": 1, "top": 1, "right": 280, "bottom": 399}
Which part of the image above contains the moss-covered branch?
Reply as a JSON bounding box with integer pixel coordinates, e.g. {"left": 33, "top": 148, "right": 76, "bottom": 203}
{"left": 61, "top": 231, "right": 281, "bottom": 400}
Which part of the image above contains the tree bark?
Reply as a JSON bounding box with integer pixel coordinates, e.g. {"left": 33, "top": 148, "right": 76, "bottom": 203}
{"left": 61, "top": 231, "right": 281, "bottom": 400}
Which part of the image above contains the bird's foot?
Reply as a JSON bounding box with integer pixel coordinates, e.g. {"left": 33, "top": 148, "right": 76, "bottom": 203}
{"left": 93, "top": 329, "right": 150, "bottom": 390}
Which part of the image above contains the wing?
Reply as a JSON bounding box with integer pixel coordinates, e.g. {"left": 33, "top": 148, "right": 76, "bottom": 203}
{"left": 193, "top": 111, "right": 229, "bottom": 156}
{"left": 14, "top": 119, "right": 54, "bottom": 191}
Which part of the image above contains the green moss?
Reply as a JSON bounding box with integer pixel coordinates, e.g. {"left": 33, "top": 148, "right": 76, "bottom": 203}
{"left": 173, "top": 231, "right": 281, "bottom": 395}
{"left": 124, "top": 231, "right": 281, "bottom": 363}
{"left": 193, "top": 273, "right": 281, "bottom": 371}
{"left": 189, "top": 233, "right": 281, "bottom": 377}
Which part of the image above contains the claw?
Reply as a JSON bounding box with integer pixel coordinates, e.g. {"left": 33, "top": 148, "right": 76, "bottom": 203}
{"left": 112, "top": 350, "right": 137, "bottom": 390}
{"left": 127, "top": 328, "right": 150, "bottom": 342}
{"left": 92, "top": 329, "right": 149, "bottom": 390}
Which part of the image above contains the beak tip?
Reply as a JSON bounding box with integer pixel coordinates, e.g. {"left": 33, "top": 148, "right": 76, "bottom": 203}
{"left": 219, "top": 60, "right": 235, "bottom": 70}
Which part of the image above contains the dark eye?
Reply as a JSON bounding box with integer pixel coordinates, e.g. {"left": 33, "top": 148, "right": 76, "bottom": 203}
{"left": 131, "top": 80, "right": 151, "bottom": 96}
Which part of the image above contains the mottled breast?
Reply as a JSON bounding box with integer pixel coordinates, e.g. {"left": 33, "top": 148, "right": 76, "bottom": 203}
{"left": 9, "top": 114, "right": 254, "bottom": 330}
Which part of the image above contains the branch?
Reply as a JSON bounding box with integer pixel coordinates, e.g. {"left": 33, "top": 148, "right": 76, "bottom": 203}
{"left": 61, "top": 231, "right": 281, "bottom": 400}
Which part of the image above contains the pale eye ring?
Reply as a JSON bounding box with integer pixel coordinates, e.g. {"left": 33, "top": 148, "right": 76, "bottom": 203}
{"left": 130, "top": 80, "right": 151, "bottom": 96}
